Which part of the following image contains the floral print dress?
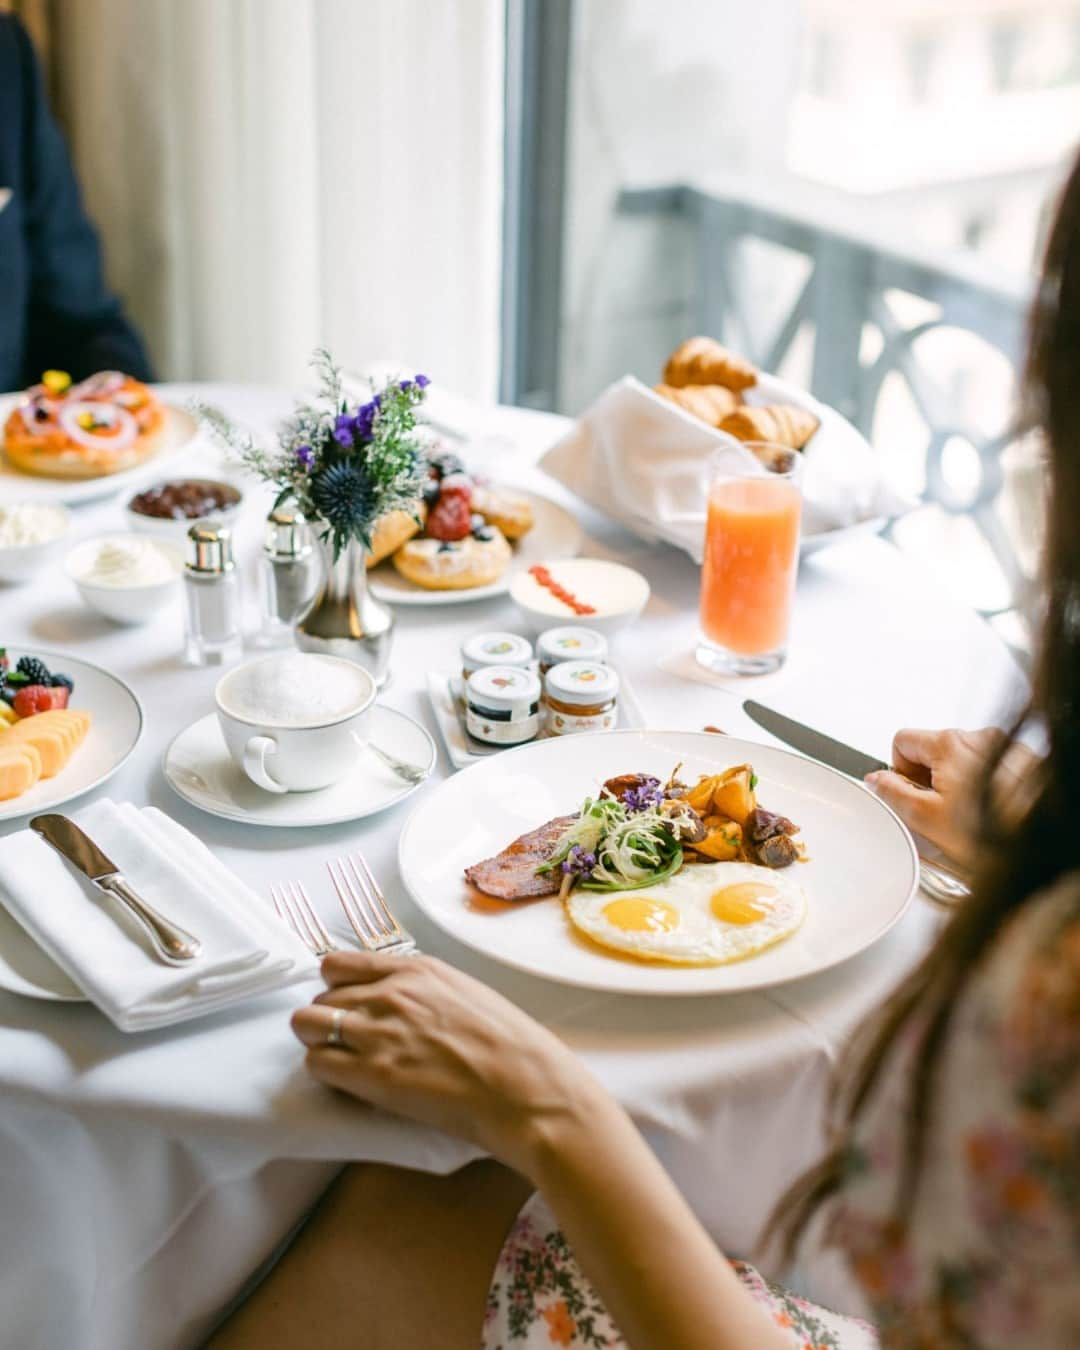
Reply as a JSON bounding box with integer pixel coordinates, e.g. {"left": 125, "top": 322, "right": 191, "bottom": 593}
{"left": 483, "top": 878, "right": 1080, "bottom": 1349}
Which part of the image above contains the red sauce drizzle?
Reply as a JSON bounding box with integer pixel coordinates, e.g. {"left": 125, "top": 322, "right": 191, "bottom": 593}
{"left": 528, "top": 565, "right": 597, "bottom": 615}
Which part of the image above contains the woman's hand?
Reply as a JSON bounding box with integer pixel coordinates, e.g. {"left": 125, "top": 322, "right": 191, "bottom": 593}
{"left": 864, "top": 727, "right": 1008, "bottom": 865}
{"left": 291, "top": 951, "right": 611, "bottom": 1178}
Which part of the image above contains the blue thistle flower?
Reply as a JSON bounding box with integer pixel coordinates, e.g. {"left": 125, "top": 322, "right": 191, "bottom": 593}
{"left": 310, "top": 460, "right": 376, "bottom": 538}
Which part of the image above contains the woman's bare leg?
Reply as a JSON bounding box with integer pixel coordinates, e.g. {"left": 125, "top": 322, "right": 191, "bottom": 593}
{"left": 205, "top": 1160, "right": 532, "bottom": 1350}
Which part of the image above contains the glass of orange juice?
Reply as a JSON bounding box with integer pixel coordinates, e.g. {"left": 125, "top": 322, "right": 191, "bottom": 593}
{"left": 697, "top": 442, "right": 803, "bottom": 676}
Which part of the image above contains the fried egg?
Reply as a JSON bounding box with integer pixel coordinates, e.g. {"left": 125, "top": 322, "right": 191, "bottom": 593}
{"left": 565, "top": 861, "right": 806, "bottom": 966}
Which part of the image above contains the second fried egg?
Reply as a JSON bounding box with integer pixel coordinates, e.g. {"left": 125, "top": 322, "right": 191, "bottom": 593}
{"left": 565, "top": 861, "right": 806, "bottom": 966}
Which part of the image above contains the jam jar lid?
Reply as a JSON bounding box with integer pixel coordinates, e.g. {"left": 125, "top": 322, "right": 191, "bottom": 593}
{"left": 544, "top": 660, "right": 620, "bottom": 707}
{"left": 461, "top": 631, "right": 533, "bottom": 671}
{"left": 536, "top": 626, "right": 608, "bottom": 667}
{"left": 466, "top": 666, "right": 541, "bottom": 715}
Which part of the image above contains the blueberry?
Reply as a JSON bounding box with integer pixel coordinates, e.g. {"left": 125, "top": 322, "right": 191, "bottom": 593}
{"left": 437, "top": 541, "right": 458, "bottom": 553}
{"left": 50, "top": 673, "right": 74, "bottom": 692}
{"left": 422, "top": 479, "right": 442, "bottom": 508}
{"left": 470, "top": 513, "right": 485, "bottom": 531}
{"left": 428, "top": 452, "right": 464, "bottom": 479}
{"left": 472, "top": 525, "right": 496, "bottom": 542}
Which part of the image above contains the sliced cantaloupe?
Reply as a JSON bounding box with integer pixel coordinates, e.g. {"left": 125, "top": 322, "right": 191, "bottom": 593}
{"left": 4, "top": 725, "right": 67, "bottom": 777}
{"left": 0, "top": 708, "right": 92, "bottom": 782}
{"left": 0, "top": 744, "right": 42, "bottom": 800}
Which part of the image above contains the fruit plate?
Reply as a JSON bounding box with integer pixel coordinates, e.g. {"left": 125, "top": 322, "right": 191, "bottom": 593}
{"left": 368, "top": 488, "right": 583, "bottom": 606}
{"left": 398, "top": 730, "right": 919, "bottom": 997}
{"left": 0, "top": 398, "right": 198, "bottom": 506}
{"left": 0, "top": 649, "right": 143, "bottom": 824}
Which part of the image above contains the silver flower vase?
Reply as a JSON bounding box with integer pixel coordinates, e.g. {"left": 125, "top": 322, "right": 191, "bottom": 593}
{"left": 294, "top": 530, "right": 394, "bottom": 688}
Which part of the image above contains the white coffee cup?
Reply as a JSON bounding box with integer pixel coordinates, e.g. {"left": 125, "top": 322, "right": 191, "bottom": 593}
{"left": 215, "top": 653, "right": 376, "bottom": 794}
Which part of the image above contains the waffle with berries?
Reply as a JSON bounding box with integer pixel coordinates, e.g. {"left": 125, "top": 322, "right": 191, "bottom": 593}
{"left": 3, "top": 371, "right": 166, "bottom": 479}
{"left": 385, "top": 449, "right": 534, "bottom": 591}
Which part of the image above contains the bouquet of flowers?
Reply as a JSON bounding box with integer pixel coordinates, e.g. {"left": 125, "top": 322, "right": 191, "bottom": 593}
{"left": 196, "top": 350, "right": 430, "bottom": 560}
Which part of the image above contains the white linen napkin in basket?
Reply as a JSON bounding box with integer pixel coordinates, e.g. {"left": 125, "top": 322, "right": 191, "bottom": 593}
{"left": 0, "top": 800, "right": 319, "bottom": 1031}
{"left": 539, "top": 375, "right": 909, "bottom": 560}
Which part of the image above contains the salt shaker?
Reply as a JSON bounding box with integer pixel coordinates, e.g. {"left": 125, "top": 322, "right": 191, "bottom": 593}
{"left": 183, "top": 522, "right": 243, "bottom": 666}
{"left": 255, "top": 505, "right": 314, "bottom": 648}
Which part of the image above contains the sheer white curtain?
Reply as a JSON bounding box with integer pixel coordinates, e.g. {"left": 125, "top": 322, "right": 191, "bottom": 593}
{"left": 53, "top": 0, "right": 504, "bottom": 399}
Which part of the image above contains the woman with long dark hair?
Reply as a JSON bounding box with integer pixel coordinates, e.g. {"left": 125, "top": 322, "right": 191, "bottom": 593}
{"left": 209, "top": 156, "right": 1080, "bottom": 1350}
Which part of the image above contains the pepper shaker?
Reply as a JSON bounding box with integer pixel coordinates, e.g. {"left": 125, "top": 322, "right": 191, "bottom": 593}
{"left": 255, "top": 505, "right": 314, "bottom": 648}
{"left": 183, "top": 522, "right": 243, "bottom": 666}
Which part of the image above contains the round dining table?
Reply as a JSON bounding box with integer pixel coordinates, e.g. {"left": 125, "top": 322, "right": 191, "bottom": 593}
{"left": 0, "top": 382, "right": 1027, "bottom": 1350}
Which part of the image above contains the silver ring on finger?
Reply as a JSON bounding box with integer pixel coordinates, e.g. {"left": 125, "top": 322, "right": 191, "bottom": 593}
{"left": 326, "top": 1006, "right": 348, "bottom": 1048}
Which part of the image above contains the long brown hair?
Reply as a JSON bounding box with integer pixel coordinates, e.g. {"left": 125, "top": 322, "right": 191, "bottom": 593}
{"left": 769, "top": 148, "right": 1080, "bottom": 1257}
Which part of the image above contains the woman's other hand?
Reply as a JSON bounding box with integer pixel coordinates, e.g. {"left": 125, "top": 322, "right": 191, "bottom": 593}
{"left": 291, "top": 951, "right": 608, "bottom": 1178}
{"left": 864, "top": 727, "right": 1019, "bottom": 865}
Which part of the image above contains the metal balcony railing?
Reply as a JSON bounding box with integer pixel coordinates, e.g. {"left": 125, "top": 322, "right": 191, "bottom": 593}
{"left": 618, "top": 180, "right": 1040, "bottom": 644}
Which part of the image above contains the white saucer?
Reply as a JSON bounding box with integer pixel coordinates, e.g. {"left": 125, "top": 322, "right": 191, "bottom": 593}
{"left": 163, "top": 706, "right": 437, "bottom": 827}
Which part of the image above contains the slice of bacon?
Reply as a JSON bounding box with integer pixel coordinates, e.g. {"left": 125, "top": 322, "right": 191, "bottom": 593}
{"left": 464, "top": 815, "right": 576, "bottom": 900}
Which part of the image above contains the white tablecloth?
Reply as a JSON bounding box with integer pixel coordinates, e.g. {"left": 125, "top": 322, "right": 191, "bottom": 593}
{"left": 0, "top": 384, "right": 1026, "bottom": 1350}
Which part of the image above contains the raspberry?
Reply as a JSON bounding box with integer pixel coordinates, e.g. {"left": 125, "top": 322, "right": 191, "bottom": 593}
{"left": 426, "top": 494, "right": 472, "bottom": 541}
{"left": 16, "top": 656, "right": 51, "bottom": 686}
{"left": 13, "top": 685, "right": 69, "bottom": 718}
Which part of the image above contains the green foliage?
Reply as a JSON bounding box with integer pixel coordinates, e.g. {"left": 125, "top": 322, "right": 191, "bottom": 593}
{"left": 192, "top": 349, "right": 429, "bottom": 560}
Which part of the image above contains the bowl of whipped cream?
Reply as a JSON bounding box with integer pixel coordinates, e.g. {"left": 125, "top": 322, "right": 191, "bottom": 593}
{"left": 65, "top": 534, "right": 183, "bottom": 624}
{"left": 0, "top": 502, "right": 70, "bottom": 583}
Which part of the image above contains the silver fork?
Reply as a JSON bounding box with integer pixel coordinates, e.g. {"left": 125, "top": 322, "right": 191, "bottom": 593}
{"left": 270, "top": 879, "right": 339, "bottom": 956}
{"left": 327, "top": 852, "right": 418, "bottom": 955}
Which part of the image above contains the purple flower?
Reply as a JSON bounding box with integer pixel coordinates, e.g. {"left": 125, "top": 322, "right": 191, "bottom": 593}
{"left": 295, "top": 443, "right": 315, "bottom": 469}
{"left": 561, "top": 845, "right": 597, "bottom": 877}
{"left": 414, "top": 373, "right": 430, "bottom": 388}
{"left": 623, "top": 777, "right": 663, "bottom": 813}
{"left": 398, "top": 379, "right": 412, "bottom": 392}
{"left": 333, "top": 413, "right": 354, "bottom": 447}
{"left": 352, "top": 398, "right": 378, "bottom": 442}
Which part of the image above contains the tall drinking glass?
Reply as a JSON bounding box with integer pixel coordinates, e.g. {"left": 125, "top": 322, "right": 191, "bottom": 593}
{"left": 697, "top": 443, "right": 802, "bottom": 676}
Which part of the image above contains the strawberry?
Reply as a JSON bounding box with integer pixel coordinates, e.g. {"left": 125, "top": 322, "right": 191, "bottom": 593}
{"left": 437, "top": 472, "right": 473, "bottom": 503}
{"left": 13, "top": 684, "right": 70, "bottom": 718}
{"left": 426, "top": 493, "right": 473, "bottom": 541}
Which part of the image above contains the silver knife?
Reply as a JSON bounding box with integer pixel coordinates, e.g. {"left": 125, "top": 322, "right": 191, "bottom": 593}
{"left": 741, "top": 701, "right": 970, "bottom": 903}
{"left": 30, "top": 815, "right": 202, "bottom": 965}
{"left": 742, "top": 701, "right": 888, "bottom": 779}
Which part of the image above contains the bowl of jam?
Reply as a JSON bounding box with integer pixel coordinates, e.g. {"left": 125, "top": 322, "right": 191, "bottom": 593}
{"left": 125, "top": 479, "right": 243, "bottom": 542}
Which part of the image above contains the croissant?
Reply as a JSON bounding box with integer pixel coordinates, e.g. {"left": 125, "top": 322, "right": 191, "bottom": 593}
{"left": 662, "top": 337, "right": 757, "bottom": 393}
{"left": 718, "top": 403, "right": 820, "bottom": 451}
{"left": 653, "top": 382, "right": 738, "bottom": 425}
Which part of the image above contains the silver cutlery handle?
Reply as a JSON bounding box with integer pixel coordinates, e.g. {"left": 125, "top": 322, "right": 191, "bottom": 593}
{"left": 368, "top": 741, "right": 430, "bottom": 785}
{"left": 99, "top": 876, "right": 203, "bottom": 965}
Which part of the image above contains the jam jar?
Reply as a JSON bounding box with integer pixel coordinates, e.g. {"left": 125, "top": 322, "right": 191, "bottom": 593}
{"left": 543, "top": 661, "right": 620, "bottom": 736}
{"left": 465, "top": 666, "right": 542, "bottom": 747}
{"left": 536, "top": 625, "right": 608, "bottom": 675}
{"left": 460, "top": 631, "right": 534, "bottom": 681}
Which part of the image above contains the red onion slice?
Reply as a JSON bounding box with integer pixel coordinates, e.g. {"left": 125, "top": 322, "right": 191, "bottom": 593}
{"left": 59, "top": 401, "right": 137, "bottom": 452}
{"left": 19, "top": 391, "right": 62, "bottom": 433}
{"left": 70, "top": 371, "right": 127, "bottom": 400}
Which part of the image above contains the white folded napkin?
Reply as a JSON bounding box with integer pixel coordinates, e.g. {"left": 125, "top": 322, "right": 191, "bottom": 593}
{"left": 0, "top": 800, "right": 319, "bottom": 1032}
{"left": 540, "top": 375, "right": 910, "bottom": 561}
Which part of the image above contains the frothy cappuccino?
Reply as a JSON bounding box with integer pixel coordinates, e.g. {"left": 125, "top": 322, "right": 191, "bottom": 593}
{"left": 218, "top": 652, "right": 373, "bottom": 729}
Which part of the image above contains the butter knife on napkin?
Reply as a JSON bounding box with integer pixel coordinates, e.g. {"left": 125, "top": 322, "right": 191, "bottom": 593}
{"left": 30, "top": 814, "right": 202, "bottom": 965}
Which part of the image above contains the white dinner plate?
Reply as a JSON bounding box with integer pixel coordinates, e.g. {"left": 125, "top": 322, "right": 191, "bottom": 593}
{"left": 0, "top": 649, "right": 144, "bottom": 824}
{"left": 398, "top": 730, "right": 919, "bottom": 996}
{"left": 368, "top": 488, "right": 583, "bottom": 606}
{"left": 163, "top": 705, "right": 437, "bottom": 827}
{"left": 0, "top": 400, "right": 198, "bottom": 506}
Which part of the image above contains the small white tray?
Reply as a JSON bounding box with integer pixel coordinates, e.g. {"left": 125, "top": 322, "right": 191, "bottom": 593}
{"left": 426, "top": 668, "right": 646, "bottom": 772}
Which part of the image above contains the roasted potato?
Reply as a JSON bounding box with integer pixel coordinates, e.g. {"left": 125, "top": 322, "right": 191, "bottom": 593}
{"left": 686, "top": 765, "right": 757, "bottom": 826}
{"left": 689, "top": 816, "right": 743, "bottom": 861}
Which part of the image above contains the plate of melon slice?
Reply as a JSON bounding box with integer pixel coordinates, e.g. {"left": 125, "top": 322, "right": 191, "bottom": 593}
{"left": 0, "top": 649, "right": 143, "bottom": 824}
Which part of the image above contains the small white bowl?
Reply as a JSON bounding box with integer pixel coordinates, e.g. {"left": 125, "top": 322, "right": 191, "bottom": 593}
{"left": 0, "top": 504, "right": 70, "bottom": 583}
{"left": 65, "top": 534, "right": 184, "bottom": 625}
{"left": 124, "top": 478, "right": 243, "bottom": 545}
{"left": 509, "top": 558, "right": 650, "bottom": 635}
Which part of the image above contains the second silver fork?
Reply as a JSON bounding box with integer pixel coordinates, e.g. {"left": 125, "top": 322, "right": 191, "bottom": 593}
{"left": 327, "top": 853, "right": 417, "bottom": 956}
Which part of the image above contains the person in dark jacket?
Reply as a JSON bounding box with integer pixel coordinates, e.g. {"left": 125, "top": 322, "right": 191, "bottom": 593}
{"left": 0, "top": 14, "right": 153, "bottom": 393}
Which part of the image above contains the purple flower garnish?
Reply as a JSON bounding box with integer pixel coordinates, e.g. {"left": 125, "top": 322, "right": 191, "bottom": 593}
{"left": 296, "top": 443, "right": 315, "bottom": 469}
{"left": 561, "top": 845, "right": 597, "bottom": 877}
{"left": 623, "top": 777, "right": 663, "bottom": 813}
{"left": 414, "top": 373, "right": 430, "bottom": 388}
{"left": 352, "top": 398, "right": 379, "bottom": 442}
{"left": 333, "top": 413, "right": 354, "bottom": 447}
